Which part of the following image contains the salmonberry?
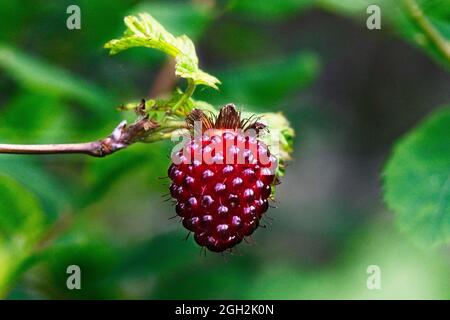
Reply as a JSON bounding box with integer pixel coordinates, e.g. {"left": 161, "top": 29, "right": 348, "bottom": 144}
{"left": 168, "top": 104, "right": 277, "bottom": 252}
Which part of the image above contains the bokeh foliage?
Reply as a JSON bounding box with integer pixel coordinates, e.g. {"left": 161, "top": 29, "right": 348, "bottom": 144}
{"left": 0, "top": 0, "right": 449, "bottom": 299}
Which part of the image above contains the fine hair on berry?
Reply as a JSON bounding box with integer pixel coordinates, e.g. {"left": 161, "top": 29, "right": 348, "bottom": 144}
{"left": 168, "top": 104, "right": 277, "bottom": 252}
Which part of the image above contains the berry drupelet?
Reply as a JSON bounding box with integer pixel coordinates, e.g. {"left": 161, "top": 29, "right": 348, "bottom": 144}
{"left": 168, "top": 104, "right": 277, "bottom": 252}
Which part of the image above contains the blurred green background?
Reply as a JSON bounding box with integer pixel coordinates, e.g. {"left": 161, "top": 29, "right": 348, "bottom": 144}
{"left": 0, "top": 0, "right": 449, "bottom": 299}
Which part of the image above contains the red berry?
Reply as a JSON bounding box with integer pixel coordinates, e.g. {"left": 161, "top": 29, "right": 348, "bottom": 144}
{"left": 168, "top": 104, "right": 277, "bottom": 252}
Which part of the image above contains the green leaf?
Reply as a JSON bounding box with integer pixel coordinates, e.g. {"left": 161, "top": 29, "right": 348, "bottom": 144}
{"left": 383, "top": 106, "right": 450, "bottom": 247}
{"left": 40, "top": 229, "right": 121, "bottom": 299}
{"left": 0, "top": 92, "right": 71, "bottom": 142}
{"left": 83, "top": 142, "right": 169, "bottom": 206}
{"left": 229, "top": 0, "right": 314, "bottom": 20}
{"left": 318, "top": 0, "right": 450, "bottom": 69}
{"left": 241, "top": 111, "right": 294, "bottom": 177}
{"left": 116, "top": 231, "right": 199, "bottom": 278}
{"left": 243, "top": 222, "right": 450, "bottom": 299}
{"left": 198, "top": 52, "right": 320, "bottom": 108}
{"left": 389, "top": 0, "right": 450, "bottom": 69}
{"left": 152, "top": 255, "right": 261, "bottom": 299}
{"left": 0, "top": 175, "right": 44, "bottom": 241}
{"left": 0, "top": 0, "right": 27, "bottom": 42}
{"left": 0, "top": 45, "right": 114, "bottom": 113}
{"left": 105, "top": 13, "right": 220, "bottom": 89}
{"left": 129, "top": 1, "right": 214, "bottom": 40}
{"left": 192, "top": 99, "right": 217, "bottom": 113}
{"left": 0, "top": 157, "right": 71, "bottom": 219}
{"left": 0, "top": 175, "right": 45, "bottom": 297}
{"left": 318, "top": 0, "right": 384, "bottom": 15}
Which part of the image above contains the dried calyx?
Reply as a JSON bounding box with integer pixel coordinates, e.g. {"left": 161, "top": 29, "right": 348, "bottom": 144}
{"left": 186, "top": 103, "right": 267, "bottom": 134}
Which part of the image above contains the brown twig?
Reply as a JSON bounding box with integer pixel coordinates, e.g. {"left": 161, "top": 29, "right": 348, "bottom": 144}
{"left": 0, "top": 116, "right": 159, "bottom": 157}
{"left": 148, "top": 58, "right": 178, "bottom": 98}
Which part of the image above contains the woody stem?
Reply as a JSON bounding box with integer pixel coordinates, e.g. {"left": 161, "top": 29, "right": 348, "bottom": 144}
{"left": 0, "top": 116, "right": 160, "bottom": 157}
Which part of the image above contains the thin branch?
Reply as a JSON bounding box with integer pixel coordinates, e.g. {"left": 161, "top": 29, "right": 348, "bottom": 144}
{"left": 403, "top": 0, "right": 450, "bottom": 62}
{"left": 148, "top": 58, "right": 178, "bottom": 97}
{"left": 0, "top": 116, "right": 159, "bottom": 157}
